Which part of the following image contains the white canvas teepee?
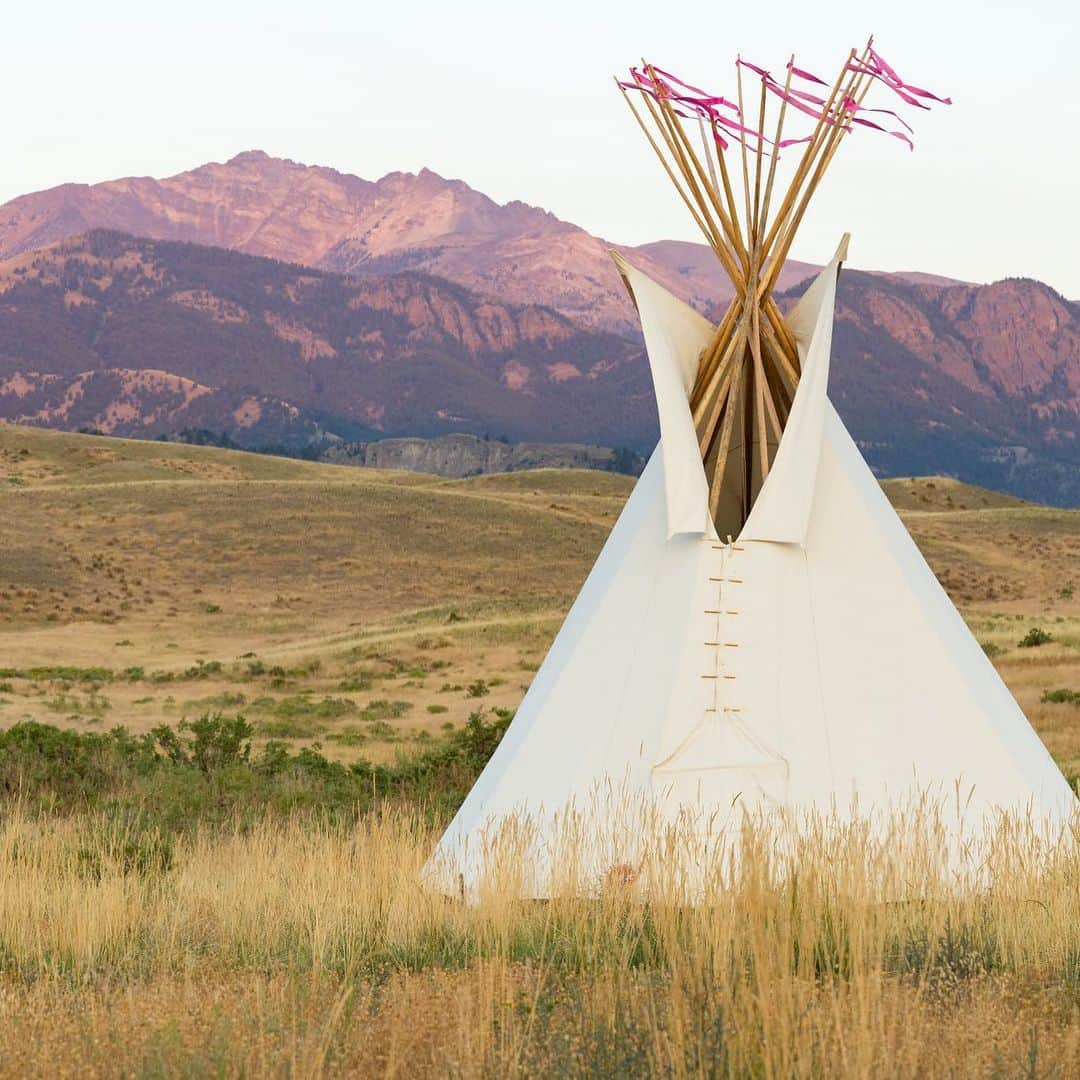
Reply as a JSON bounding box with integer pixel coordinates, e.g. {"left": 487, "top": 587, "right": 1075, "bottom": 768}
{"left": 426, "top": 246, "right": 1076, "bottom": 896}
{"left": 426, "top": 46, "right": 1076, "bottom": 895}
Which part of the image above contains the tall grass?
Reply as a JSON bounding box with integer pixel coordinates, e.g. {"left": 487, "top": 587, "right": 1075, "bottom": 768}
{"left": 0, "top": 803, "right": 1075, "bottom": 1075}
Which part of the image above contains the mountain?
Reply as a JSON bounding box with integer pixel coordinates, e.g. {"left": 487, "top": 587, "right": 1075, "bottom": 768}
{"left": 0, "top": 151, "right": 927, "bottom": 338}
{"left": 823, "top": 272, "right": 1080, "bottom": 504}
{"left": 0, "top": 231, "right": 651, "bottom": 449}
{"left": 1, "top": 229, "right": 1077, "bottom": 503}
{"left": 0, "top": 150, "right": 1077, "bottom": 504}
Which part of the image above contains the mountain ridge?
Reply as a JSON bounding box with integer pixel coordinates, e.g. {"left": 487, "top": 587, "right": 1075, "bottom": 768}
{"left": 0, "top": 230, "right": 653, "bottom": 449}
{"left": 1, "top": 228, "right": 1077, "bottom": 504}
{"left": 0, "top": 151, "right": 949, "bottom": 338}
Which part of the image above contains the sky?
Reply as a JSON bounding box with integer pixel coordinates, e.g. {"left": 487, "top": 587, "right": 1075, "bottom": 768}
{"left": 4, "top": 1, "right": 1079, "bottom": 295}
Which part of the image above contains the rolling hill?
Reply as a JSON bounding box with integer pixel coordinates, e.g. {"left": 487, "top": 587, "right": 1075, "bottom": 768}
{"left": 0, "top": 423, "right": 1077, "bottom": 780}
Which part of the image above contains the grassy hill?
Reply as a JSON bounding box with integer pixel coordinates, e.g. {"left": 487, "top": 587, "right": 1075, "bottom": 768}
{"left": 1, "top": 423, "right": 1077, "bottom": 778}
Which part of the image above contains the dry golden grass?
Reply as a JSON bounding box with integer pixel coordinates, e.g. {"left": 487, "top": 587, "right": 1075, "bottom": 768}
{"left": 0, "top": 965, "right": 1072, "bottom": 1078}
{"left": 0, "top": 806, "right": 1075, "bottom": 1076}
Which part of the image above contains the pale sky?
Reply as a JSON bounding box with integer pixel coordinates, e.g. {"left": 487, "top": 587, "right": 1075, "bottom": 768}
{"left": 4, "top": 1, "right": 1078, "bottom": 296}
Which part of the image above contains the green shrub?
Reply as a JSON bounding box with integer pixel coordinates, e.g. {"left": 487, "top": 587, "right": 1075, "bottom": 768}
{"left": 361, "top": 700, "right": 411, "bottom": 722}
{"left": 325, "top": 726, "right": 369, "bottom": 747}
{"left": 0, "top": 711, "right": 510, "bottom": 829}
{"left": 0, "top": 666, "right": 114, "bottom": 683}
{"left": 183, "top": 660, "right": 224, "bottom": 679}
{"left": 338, "top": 672, "right": 374, "bottom": 692}
{"left": 45, "top": 692, "right": 110, "bottom": 716}
{"left": 189, "top": 691, "right": 246, "bottom": 709}
{"left": 151, "top": 714, "right": 253, "bottom": 773}
{"left": 256, "top": 695, "right": 356, "bottom": 721}
{"left": 257, "top": 716, "right": 328, "bottom": 739}
{"left": 1018, "top": 627, "right": 1053, "bottom": 648}
{"left": 1041, "top": 689, "right": 1080, "bottom": 705}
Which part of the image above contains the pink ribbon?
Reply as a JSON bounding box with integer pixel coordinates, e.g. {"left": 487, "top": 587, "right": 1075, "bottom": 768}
{"left": 787, "top": 62, "right": 829, "bottom": 87}
{"left": 737, "top": 58, "right": 851, "bottom": 131}
{"left": 850, "top": 115, "right": 914, "bottom": 150}
{"left": 621, "top": 64, "right": 771, "bottom": 152}
{"left": 643, "top": 65, "right": 740, "bottom": 114}
{"left": 847, "top": 49, "right": 952, "bottom": 111}
{"left": 868, "top": 47, "right": 952, "bottom": 105}
{"left": 621, "top": 49, "right": 947, "bottom": 160}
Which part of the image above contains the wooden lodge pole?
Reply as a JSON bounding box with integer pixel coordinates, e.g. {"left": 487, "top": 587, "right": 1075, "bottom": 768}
{"left": 755, "top": 46, "right": 862, "bottom": 269}
{"left": 759, "top": 55, "right": 873, "bottom": 300}
{"left": 644, "top": 66, "right": 749, "bottom": 285}
{"left": 709, "top": 350, "right": 745, "bottom": 522}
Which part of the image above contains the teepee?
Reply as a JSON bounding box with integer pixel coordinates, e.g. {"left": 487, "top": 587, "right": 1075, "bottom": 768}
{"left": 427, "top": 42, "right": 1076, "bottom": 895}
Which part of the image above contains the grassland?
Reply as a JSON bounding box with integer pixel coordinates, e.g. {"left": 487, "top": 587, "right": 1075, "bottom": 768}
{"left": 0, "top": 424, "right": 1078, "bottom": 1076}
{"left": 2, "top": 426, "right": 1078, "bottom": 776}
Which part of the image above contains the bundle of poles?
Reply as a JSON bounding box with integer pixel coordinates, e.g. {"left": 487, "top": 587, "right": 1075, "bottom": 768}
{"left": 617, "top": 39, "right": 948, "bottom": 532}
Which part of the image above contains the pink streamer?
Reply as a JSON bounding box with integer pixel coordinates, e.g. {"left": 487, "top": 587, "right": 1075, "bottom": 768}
{"left": 868, "top": 47, "right": 952, "bottom": 105}
{"left": 736, "top": 58, "right": 770, "bottom": 80}
{"left": 850, "top": 115, "right": 914, "bottom": 150}
{"left": 645, "top": 65, "right": 740, "bottom": 114}
{"left": 745, "top": 55, "right": 923, "bottom": 151}
{"left": 737, "top": 58, "right": 850, "bottom": 131}
{"left": 620, "top": 64, "right": 772, "bottom": 153}
{"left": 787, "top": 62, "right": 829, "bottom": 86}
{"left": 621, "top": 48, "right": 946, "bottom": 160}
{"left": 847, "top": 61, "right": 930, "bottom": 110}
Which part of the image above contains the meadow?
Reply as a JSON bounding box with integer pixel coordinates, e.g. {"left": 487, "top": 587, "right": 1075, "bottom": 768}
{"left": 0, "top": 424, "right": 1078, "bottom": 1076}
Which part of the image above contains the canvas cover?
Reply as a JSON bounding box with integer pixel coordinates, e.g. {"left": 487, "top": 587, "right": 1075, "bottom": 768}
{"left": 610, "top": 250, "right": 717, "bottom": 539}
{"left": 426, "top": 246, "right": 1076, "bottom": 897}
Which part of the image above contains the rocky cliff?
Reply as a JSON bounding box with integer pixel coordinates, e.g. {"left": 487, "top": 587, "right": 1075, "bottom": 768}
{"left": 321, "top": 433, "right": 643, "bottom": 478}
